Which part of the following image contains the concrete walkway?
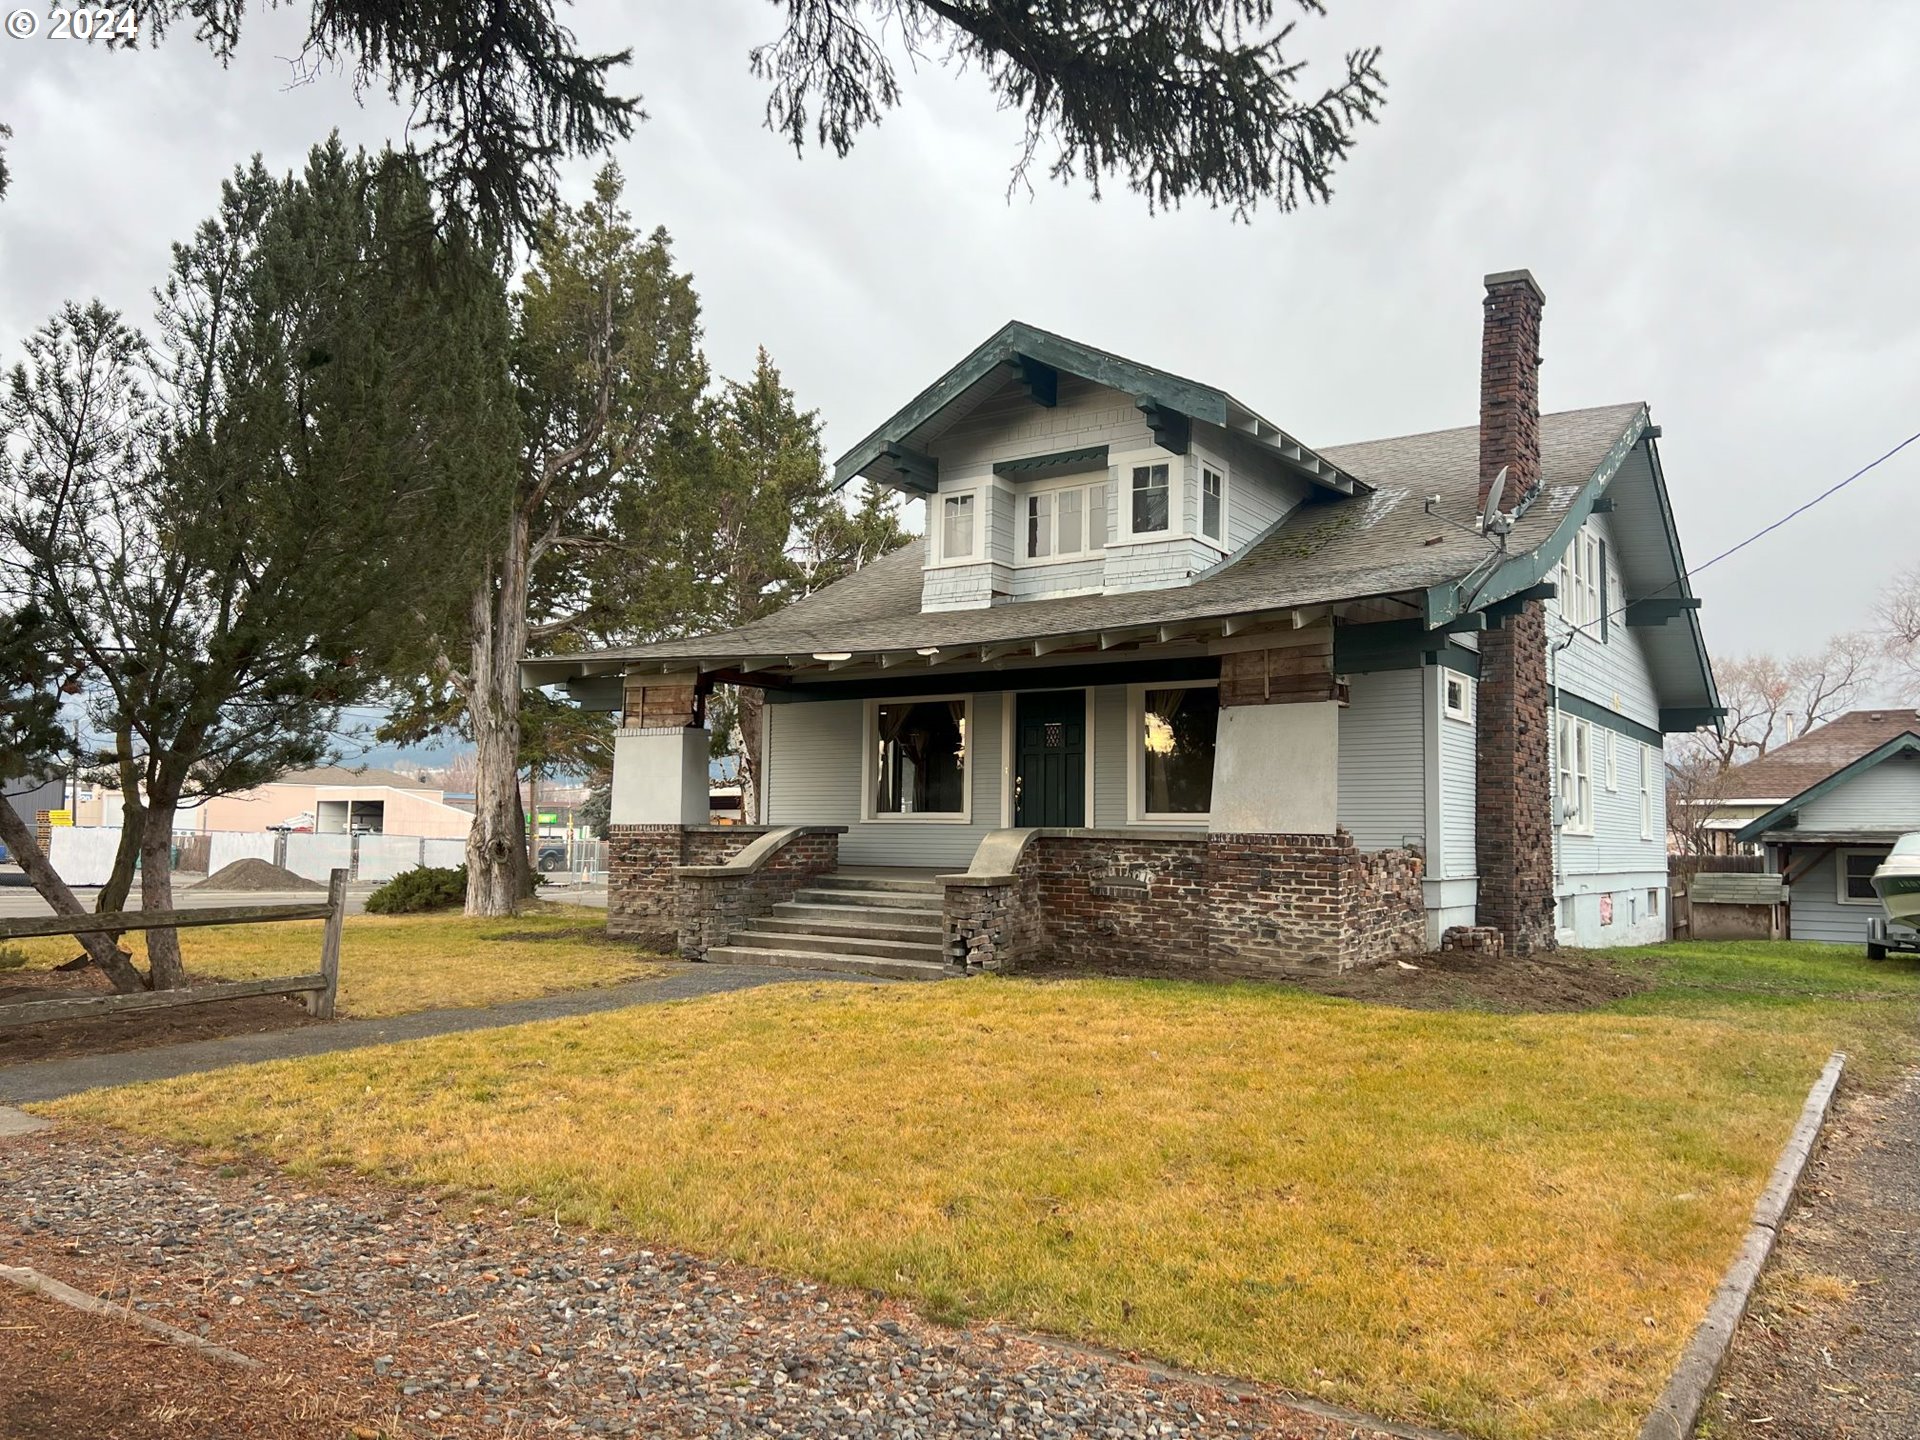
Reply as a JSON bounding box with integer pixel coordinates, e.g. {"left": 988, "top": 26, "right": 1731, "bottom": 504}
{"left": 0, "top": 964, "right": 878, "bottom": 1104}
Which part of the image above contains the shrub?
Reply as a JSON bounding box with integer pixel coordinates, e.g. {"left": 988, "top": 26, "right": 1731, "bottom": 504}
{"left": 0, "top": 942, "right": 30, "bottom": 972}
{"left": 365, "top": 865, "right": 468, "bottom": 915}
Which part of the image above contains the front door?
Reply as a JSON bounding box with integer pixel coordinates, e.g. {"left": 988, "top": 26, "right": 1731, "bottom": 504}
{"left": 1014, "top": 690, "right": 1086, "bottom": 827}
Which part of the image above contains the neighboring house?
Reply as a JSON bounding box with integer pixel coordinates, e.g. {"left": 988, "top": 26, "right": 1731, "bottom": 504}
{"left": 1, "top": 774, "right": 67, "bottom": 860}
{"left": 76, "top": 766, "right": 474, "bottom": 839}
{"left": 526, "top": 271, "right": 1719, "bottom": 977}
{"left": 1727, "top": 711, "right": 1920, "bottom": 944}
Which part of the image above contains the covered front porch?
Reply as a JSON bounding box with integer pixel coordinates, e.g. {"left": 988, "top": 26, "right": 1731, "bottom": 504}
{"left": 592, "top": 631, "right": 1430, "bottom": 979}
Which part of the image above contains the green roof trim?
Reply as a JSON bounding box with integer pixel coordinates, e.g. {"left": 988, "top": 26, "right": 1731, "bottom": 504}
{"left": 1734, "top": 732, "right": 1920, "bottom": 844}
{"left": 991, "top": 445, "right": 1110, "bottom": 478}
{"left": 832, "top": 320, "right": 1362, "bottom": 498}
{"left": 1556, "top": 690, "right": 1662, "bottom": 748}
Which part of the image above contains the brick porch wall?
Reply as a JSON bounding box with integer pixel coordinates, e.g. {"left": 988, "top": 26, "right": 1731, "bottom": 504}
{"left": 674, "top": 830, "right": 840, "bottom": 961}
{"left": 606, "top": 825, "right": 771, "bottom": 945}
{"left": 945, "top": 831, "right": 1424, "bottom": 977}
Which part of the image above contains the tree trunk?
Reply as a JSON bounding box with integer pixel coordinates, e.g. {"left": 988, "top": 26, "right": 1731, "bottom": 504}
{"left": 0, "top": 800, "right": 149, "bottom": 993}
{"left": 138, "top": 798, "right": 189, "bottom": 990}
{"left": 465, "top": 507, "right": 533, "bottom": 917}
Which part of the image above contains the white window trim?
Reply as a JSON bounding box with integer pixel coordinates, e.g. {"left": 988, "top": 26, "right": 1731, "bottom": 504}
{"left": 1113, "top": 450, "right": 1184, "bottom": 544}
{"left": 1639, "top": 741, "right": 1656, "bottom": 840}
{"left": 1837, "top": 847, "right": 1884, "bottom": 906}
{"left": 1557, "top": 527, "right": 1604, "bottom": 628}
{"left": 928, "top": 487, "right": 983, "bottom": 568}
{"left": 1014, "top": 473, "right": 1111, "bottom": 569}
{"left": 1557, "top": 713, "right": 1595, "bottom": 836}
{"left": 1126, "top": 679, "right": 1219, "bottom": 825}
{"left": 1199, "top": 459, "right": 1229, "bottom": 548}
{"left": 1442, "top": 673, "right": 1474, "bottom": 723}
{"left": 1605, "top": 730, "right": 1619, "bottom": 792}
{"left": 862, "top": 694, "right": 975, "bottom": 825}
{"left": 999, "top": 687, "right": 1097, "bottom": 828}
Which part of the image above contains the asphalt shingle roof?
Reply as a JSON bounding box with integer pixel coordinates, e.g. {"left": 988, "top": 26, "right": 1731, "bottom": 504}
{"left": 537, "top": 403, "right": 1645, "bottom": 671}
{"left": 1716, "top": 710, "right": 1920, "bottom": 802}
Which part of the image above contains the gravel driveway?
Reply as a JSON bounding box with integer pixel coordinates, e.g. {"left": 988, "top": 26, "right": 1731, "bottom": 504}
{"left": 0, "top": 1126, "right": 1421, "bottom": 1440}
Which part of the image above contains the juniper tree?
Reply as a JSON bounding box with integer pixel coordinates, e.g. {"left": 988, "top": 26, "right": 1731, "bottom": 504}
{"left": 0, "top": 142, "right": 515, "bottom": 989}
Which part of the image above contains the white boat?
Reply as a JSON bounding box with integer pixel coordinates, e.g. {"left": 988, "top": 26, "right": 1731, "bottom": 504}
{"left": 1870, "top": 833, "right": 1920, "bottom": 928}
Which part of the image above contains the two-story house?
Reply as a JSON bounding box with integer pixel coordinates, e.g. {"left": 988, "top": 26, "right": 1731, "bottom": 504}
{"left": 526, "top": 271, "right": 1720, "bottom": 978}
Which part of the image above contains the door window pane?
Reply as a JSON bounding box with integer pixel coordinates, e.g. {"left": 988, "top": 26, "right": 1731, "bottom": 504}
{"left": 873, "top": 701, "right": 968, "bottom": 815}
{"left": 1132, "top": 464, "right": 1169, "bottom": 534}
{"left": 941, "top": 494, "right": 974, "bottom": 560}
{"left": 1141, "top": 686, "right": 1219, "bottom": 815}
{"left": 1027, "top": 492, "right": 1052, "bottom": 559}
{"left": 1057, "top": 488, "right": 1083, "bottom": 554}
{"left": 1202, "top": 466, "right": 1224, "bottom": 541}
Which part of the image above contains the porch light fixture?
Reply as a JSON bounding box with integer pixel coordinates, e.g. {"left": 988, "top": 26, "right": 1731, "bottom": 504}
{"left": 811, "top": 651, "right": 853, "bottom": 662}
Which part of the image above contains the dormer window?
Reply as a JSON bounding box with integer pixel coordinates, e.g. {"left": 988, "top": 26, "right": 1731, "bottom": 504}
{"left": 1131, "top": 463, "right": 1170, "bottom": 535}
{"left": 1201, "top": 464, "right": 1225, "bottom": 544}
{"left": 938, "top": 491, "right": 977, "bottom": 563}
{"left": 1024, "top": 479, "right": 1111, "bottom": 563}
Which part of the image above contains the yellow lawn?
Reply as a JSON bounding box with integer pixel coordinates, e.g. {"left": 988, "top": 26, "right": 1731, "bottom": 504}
{"left": 17, "top": 905, "right": 660, "bottom": 1018}
{"left": 49, "top": 943, "right": 1917, "bottom": 1440}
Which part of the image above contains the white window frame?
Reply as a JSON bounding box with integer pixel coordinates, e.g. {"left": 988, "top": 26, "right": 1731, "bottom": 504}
{"left": 1016, "top": 474, "right": 1111, "bottom": 567}
{"left": 1558, "top": 527, "right": 1603, "bottom": 627}
{"left": 1604, "top": 730, "right": 1619, "bottom": 792}
{"left": 1199, "top": 461, "right": 1228, "bottom": 546}
{"left": 1556, "top": 712, "right": 1594, "bottom": 835}
{"left": 862, "top": 694, "right": 974, "bottom": 825}
{"left": 1126, "top": 679, "right": 1219, "bottom": 825}
{"left": 930, "top": 488, "right": 982, "bottom": 567}
{"left": 1639, "top": 742, "right": 1656, "bottom": 840}
{"left": 1836, "top": 847, "right": 1884, "bottom": 906}
{"left": 1119, "top": 454, "right": 1176, "bottom": 542}
{"left": 1442, "top": 672, "right": 1474, "bottom": 723}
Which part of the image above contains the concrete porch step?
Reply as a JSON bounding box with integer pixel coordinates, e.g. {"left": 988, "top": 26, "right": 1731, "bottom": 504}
{"left": 754, "top": 914, "right": 944, "bottom": 945}
{"left": 813, "top": 873, "right": 944, "bottom": 895}
{"left": 770, "top": 901, "right": 946, "bottom": 930}
{"left": 790, "top": 886, "right": 942, "bottom": 911}
{"left": 706, "top": 945, "right": 949, "bottom": 982}
{"left": 727, "top": 929, "right": 946, "bottom": 964}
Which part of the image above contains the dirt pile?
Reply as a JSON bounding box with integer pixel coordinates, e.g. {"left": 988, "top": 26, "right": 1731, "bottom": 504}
{"left": 197, "top": 858, "right": 324, "bottom": 893}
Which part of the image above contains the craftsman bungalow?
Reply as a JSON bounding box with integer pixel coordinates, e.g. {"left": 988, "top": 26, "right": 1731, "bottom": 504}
{"left": 525, "top": 271, "right": 1720, "bottom": 978}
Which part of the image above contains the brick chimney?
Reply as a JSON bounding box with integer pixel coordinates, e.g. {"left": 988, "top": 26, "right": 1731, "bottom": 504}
{"left": 1478, "top": 269, "right": 1545, "bottom": 514}
{"left": 1474, "top": 269, "right": 1556, "bottom": 953}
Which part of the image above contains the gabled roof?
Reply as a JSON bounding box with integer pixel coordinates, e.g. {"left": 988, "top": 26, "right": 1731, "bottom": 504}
{"left": 528, "top": 402, "right": 1712, "bottom": 722}
{"left": 833, "top": 320, "right": 1365, "bottom": 499}
{"left": 1734, "top": 730, "right": 1920, "bottom": 843}
{"left": 1715, "top": 709, "right": 1920, "bottom": 804}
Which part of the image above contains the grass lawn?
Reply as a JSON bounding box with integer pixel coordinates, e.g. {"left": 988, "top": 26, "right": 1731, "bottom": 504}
{"left": 47, "top": 940, "right": 1920, "bottom": 1439}
{"left": 15, "top": 905, "right": 661, "bottom": 1018}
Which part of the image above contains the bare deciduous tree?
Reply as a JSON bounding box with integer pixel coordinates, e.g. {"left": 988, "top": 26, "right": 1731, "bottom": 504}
{"left": 1702, "top": 633, "right": 1879, "bottom": 769}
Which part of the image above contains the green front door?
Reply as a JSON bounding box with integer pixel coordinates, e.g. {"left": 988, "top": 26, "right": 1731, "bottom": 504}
{"left": 1014, "top": 690, "right": 1086, "bottom": 827}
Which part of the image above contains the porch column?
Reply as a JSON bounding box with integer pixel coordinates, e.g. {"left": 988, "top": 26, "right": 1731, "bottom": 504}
{"left": 606, "top": 671, "right": 708, "bottom": 942}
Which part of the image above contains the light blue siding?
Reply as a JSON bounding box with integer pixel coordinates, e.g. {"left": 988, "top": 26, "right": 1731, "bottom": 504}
{"left": 1437, "top": 676, "right": 1477, "bottom": 880}
{"left": 1092, "top": 684, "right": 1129, "bottom": 827}
{"left": 1794, "top": 753, "right": 1920, "bottom": 830}
{"left": 1787, "top": 848, "right": 1885, "bottom": 945}
{"left": 1545, "top": 510, "right": 1660, "bottom": 729}
{"left": 1338, "top": 669, "right": 1425, "bottom": 852}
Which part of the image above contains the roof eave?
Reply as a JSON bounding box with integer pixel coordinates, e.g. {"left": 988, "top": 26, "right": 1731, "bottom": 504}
{"left": 1732, "top": 732, "right": 1920, "bottom": 843}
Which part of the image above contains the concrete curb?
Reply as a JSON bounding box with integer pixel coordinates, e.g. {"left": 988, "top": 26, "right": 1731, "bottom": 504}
{"left": 0, "top": 1263, "right": 261, "bottom": 1368}
{"left": 1637, "top": 1050, "right": 1847, "bottom": 1440}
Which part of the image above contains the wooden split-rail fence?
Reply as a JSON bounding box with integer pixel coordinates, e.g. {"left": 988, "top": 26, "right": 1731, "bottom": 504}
{"left": 0, "top": 869, "right": 346, "bottom": 1026}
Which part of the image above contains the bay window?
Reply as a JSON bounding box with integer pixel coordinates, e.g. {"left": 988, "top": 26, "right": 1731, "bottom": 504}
{"left": 1131, "top": 462, "right": 1170, "bottom": 535}
{"left": 1024, "top": 479, "right": 1110, "bottom": 561}
{"left": 938, "top": 492, "right": 977, "bottom": 562}
{"left": 1201, "top": 464, "right": 1225, "bottom": 544}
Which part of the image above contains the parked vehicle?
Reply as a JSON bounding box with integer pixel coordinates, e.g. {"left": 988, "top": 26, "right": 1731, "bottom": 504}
{"left": 536, "top": 843, "right": 567, "bottom": 873}
{"left": 1868, "top": 833, "right": 1920, "bottom": 959}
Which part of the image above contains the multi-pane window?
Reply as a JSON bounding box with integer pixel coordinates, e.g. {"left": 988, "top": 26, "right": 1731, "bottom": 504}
{"left": 1138, "top": 684, "right": 1219, "bottom": 818}
{"left": 1605, "top": 730, "right": 1619, "bottom": 791}
{"left": 871, "top": 699, "right": 969, "bottom": 817}
{"left": 1025, "top": 481, "right": 1109, "bottom": 561}
{"left": 1131, "top": 463, "right": 1170, "bottom": 534}
{"left": 1838, "top": 849, "right": 1882, "bottom": 904}
{"left": 1201, "top": 465, "right": 1225, "bottom": 543}
{"left": 939, "top": 492, "right": 976, "bottom": 561}
{"left": 1556, "top": 713, "right": 1593, "bottom": 834}
{"left": 1559, "top": 528, "right": 1604, "bottom": 627}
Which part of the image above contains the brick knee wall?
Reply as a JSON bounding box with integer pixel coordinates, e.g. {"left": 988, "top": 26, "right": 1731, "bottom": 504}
{"left": 607, "top": 825, "right": 772, "bottom": 947}
{"left": 943, "top": 832, "right": 1425, "bottom": 978}
{"left": 674, "top": 830, "right": 839, "bottom": 961}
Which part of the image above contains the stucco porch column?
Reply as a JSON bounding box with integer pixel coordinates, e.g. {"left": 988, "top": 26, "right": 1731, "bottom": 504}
{"left": 606, "top": 672, "right": 710, "bottom": 940}
{"left": 1207, "top": 640, "right": 1341, "bottom": 836}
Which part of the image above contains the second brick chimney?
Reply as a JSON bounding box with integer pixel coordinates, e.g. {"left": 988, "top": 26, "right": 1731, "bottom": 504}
{"left": 1474, "top": 268, "right": 1557, "bottom": 953}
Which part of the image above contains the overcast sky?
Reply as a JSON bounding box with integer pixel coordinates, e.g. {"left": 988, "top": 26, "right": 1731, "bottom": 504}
{"left": 5, "top": 0, "right": 1918, "bottom": 681}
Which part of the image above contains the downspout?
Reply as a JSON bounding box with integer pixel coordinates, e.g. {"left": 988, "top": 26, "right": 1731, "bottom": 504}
{"left": 1548, "top": 625, "right": 1577, "bottom": 935}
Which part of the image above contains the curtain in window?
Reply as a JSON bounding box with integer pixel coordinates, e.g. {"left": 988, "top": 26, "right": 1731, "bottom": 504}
{"left": 1142, "top": 687, "right": 1217, "bottom": 815}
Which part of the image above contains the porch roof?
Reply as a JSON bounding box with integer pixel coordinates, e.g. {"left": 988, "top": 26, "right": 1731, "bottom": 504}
{"left": 525, "top": 403, "right": 1653, "bottom": 688}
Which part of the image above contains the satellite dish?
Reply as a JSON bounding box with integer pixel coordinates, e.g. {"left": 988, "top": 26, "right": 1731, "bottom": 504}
{"left": 1480, "top": 465, "right": 1512, "bottom": 537}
